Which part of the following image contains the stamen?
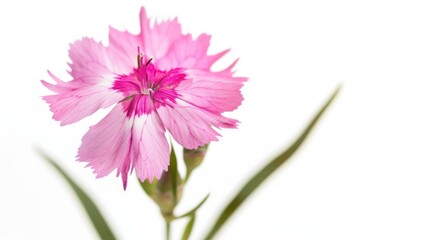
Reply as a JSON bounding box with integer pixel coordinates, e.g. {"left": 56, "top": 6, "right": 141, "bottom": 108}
{"left": 146, "top": 58, "right": 153, "bottom": 66}
{"left": 137, "top": 46, "right": 144, "bottom": 69}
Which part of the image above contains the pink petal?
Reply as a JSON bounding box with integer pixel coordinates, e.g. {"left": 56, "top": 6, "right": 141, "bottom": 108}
{"left": 177, "top": 69, "right": 247, "bottom": 114}
{"left": 42, "top": 37, "right": 126, "bottom": 125}
{"left": 108, "top": 27, "right": 142, "bottom": 74}
{"left": 42, "top": 72, "right": 123, "bottom": 126}
{"left": 157, "top": 34, "right": 231, "bottom": 71}
{"left": 140, "top": 7, "right": 183, "bottom": 61}
{"left": 106, "top": 7, "right": 183, "bottom": 73}
{"left": 131, "top": 111, "right": 170, "bottom": 184}
{"left": 77, "top": 105, "right": 169, "bottom": 189}
{"left": 157, "top": 100, "right": 238, "bottom": 150}
{"left": 68, "top": 37, "right": 118, "bottom": 83}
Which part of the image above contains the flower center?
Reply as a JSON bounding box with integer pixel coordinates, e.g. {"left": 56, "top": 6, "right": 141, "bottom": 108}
{"left": 112, "top": 48, "right": 186, "bottom": 116}
{"left": 142, "top": 88, "right": 154, "bottom": 95}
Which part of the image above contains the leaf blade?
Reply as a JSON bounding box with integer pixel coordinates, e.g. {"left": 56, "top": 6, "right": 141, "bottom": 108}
{"left": 37, "top": 149, "right": 117, "bottom": 240}
{"left": 204, "top": 85, "right": 341, "bottom": 239}
{"left": 181, "top": 214, "right": 196, "bottom": 240}
{"left": 175, "top": 194, "right": 210, "bottom": 219}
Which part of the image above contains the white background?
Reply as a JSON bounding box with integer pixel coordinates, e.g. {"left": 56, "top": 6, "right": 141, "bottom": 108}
{"left": 1, "top": 0, "right": 429, "bottom": 239}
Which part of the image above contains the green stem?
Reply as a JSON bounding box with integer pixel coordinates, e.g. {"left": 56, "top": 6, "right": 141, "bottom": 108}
{"left": 166, "top": 220, "right": 171, "bottom": 240}
{"left": 184, "top": 169, "right": 192, "bottom": 183}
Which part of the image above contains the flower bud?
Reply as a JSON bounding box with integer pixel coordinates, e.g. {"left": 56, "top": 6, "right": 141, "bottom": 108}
{"left": 140, "top": 171, "right": 183, "bottom": 219}
{"left": 183, "top": 144, "right": 209, "bottom": 180}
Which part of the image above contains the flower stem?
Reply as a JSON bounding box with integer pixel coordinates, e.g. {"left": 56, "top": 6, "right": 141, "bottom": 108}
{"left": 165, "top": 220, "right": 171, "bottom": 240}
{"left": 184, "top": 170, "right": 192, "bottom": 183}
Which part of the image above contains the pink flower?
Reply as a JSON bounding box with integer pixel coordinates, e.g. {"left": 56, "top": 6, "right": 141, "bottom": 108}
{"left": 42, "top": 7, "right": 246, "bottom": 189}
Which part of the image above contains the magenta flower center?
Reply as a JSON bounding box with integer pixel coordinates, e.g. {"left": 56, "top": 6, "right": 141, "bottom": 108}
{"left": 113, "top": 56, "right": 186, "bottom": 117}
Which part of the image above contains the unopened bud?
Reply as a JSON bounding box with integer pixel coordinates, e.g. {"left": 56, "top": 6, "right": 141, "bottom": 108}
{"left": 139, "top": 171, "right": 183, "bottom": 219}
{"left": 183, "top": 144, "right": 208, "bottom": 180}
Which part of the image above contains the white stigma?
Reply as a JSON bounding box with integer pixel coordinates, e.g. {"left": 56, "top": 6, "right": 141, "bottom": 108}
{"left": 142, "top": 88, "right": 154, "bottom": 95}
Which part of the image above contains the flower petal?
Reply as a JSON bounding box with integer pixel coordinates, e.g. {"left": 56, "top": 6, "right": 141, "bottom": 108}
{"left": 42, "top": 37, "right": 125, "bottom": 125}
{"left": 68, "top": 37, "right": 117, "bottom": 83}
{"left": 139, "top": 7, "right": 183, "bottom": 61}
{"left": 107, "top": 7, "right": 184, "bottom": 73}
{"left": 42, "top": 72, "right": 123, "bottom": 125}
{"left": 156, "top": 34, "right": 231, "bottom": 71}
{"left": 108, "top": 27, "right": 142, "bottom": 74}
{"left": 157, "top": 100, "right": 238, "bottom": 149}
{"left": 131, "top": 111, "right": 170, "bottom": 184}
{"left": 77, "top": 105, "right": 169, "bottom": 189}
{"left": 177, "top": 69, "right": 247, "bottom": 114}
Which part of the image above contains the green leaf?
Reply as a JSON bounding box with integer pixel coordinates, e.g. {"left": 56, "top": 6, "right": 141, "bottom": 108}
{"left": 175, "top": 194, "right": 210, "bottom": 219}
{"left": 170, "top": 146, "right": 178, "bottom": 204}
{"left": 204, "top": 85, "right": 341, "bottom": 239}
{"left": 181, "top": 214, "right": 196, "bottom": 240}
{"left": 37, "top": 149, "right": 117, "bottom": 240}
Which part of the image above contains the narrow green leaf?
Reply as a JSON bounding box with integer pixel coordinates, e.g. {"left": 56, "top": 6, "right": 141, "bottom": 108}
{"left": 37, "top": 149, "right": 117, "bottom": 240}
{"left": 204, "top": 85, "right": 341, "bottom": 239}
{"left": 170, "top": 146, "right": 178, "bottom": 204}
{"left": 181, "top": 214, "right": 196, "bottom": 240}
{"left": 175, "top": 194, "right": 210, "bottom": 219}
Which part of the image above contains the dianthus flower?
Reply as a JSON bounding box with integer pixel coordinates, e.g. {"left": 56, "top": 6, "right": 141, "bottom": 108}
{"left": 42, "top": 7, "right": 246, "bottom": 189}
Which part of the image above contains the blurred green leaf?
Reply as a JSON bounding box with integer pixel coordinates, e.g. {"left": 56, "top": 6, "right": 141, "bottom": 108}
{"left": 175, "top": 194, "right": 210, "bottom": 219}
{"left": 37, "top": 149, "right": 117, "bottom": 240}
{"left": 181, "top": 214, "right": 196, "bottom": 240}
{"left": 204, "top": 85, "right": 341, "bottom": 239}
{"left": 170, "top": 146, "right": 178, "bottom": 204}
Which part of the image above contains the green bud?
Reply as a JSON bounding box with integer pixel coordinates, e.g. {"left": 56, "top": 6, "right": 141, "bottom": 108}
{"left": 139, "top": 177, "right": 158, "bottom": 197}
{"left": 183, "top": 144, "right": 209, "bottom": 181}
{"left": 139, "top": 171, "right": 183, "bottom": 220}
